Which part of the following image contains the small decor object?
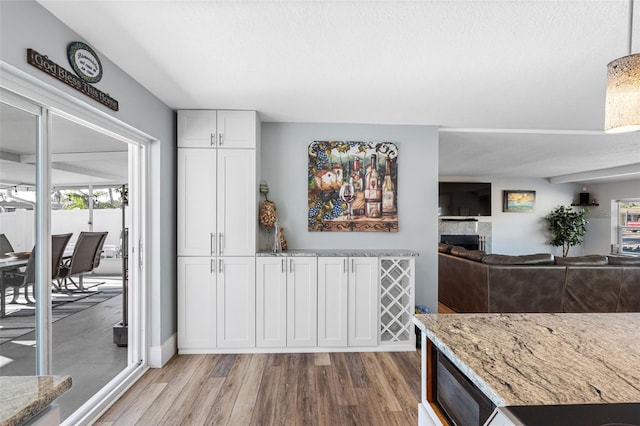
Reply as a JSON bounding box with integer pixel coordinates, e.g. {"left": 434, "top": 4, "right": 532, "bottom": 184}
{"left": 503, "top": 190, "right": 536, "bottom": 213}
{"left": 258, "top": 183, "right": 277, "bottom": 230}
{"left": 67, "top": 41, "right": 103, "bottom": 83}
{"left": 272, "top": 220, "right": 282, "bottom": 253}
{"left": 308, "top": 141, "right": 398, "bottom": 232}
{"left": 278, "top": 225, "right": 288, "bottom": 251}
{"left": 545, "top": 205, "right": 589, "bottom": 257}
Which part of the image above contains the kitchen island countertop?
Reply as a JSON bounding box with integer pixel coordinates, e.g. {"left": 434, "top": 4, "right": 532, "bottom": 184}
{"left": 413, "top": 313, "right": 640, "bottom": 407}
{"left": 0, "top": 375, "right": 71, "bottom": 426}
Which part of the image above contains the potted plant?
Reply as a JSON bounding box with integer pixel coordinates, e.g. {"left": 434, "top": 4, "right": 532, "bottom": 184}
{"left": 545, "top": 205, "right": 589, "bottom": 257}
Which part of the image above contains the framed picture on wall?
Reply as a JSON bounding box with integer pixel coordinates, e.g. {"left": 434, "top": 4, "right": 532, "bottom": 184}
{"left": 503, "top": 190, "right": 536, "bottom": 212}
{"left": 308, "top": 141, "right": 398, "bottom": 232}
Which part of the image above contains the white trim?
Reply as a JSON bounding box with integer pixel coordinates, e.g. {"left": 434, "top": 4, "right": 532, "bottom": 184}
{"left": 548, "top": 163, "right": 640, "bottom": 184}
{"left": 439, "top": 127, "right": 606, "bottom": 135}
{"left": 177, "top": 344, "right": 416, "bottom": 355}
{"left": 149, "top": 333, "right": 177, "bottom": 368}
{"left": 62, "top": 364, "right": 148, "bottom": 426}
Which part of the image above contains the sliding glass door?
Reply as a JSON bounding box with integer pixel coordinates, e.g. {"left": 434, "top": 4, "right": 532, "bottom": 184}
{"left": 0, "top": 87, "right": 148, "bottom": 424}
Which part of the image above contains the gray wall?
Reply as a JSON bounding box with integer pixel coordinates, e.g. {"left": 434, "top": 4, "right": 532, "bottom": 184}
{"left": 260, "top": 122, "right": 439, "bottom": 311}
{"left": 0, "top": 1, "right": 177, "bottom": 347}
{"left": 582, "top": 179, "right": 640, "bottom": 255}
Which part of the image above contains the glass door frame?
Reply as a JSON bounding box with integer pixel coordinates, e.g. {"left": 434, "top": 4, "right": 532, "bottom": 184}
{"left": 1, "top": 62, "right": 152, "bottom": 423}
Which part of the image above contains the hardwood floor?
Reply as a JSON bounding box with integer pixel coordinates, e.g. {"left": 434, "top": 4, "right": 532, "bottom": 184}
{"left": 96, "top": 350, "right": 422, "bottom": 425}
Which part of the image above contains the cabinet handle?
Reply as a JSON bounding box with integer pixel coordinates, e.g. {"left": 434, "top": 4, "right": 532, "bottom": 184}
{"left": 289, "top": 258, "right": 293, "bottom": 273}
{"left": 219, "top": 232, "right": 223, "bottom": 255}
{"left": 219, "top": 133, "right": 223, "bottom": 146}
{"left": 351, "top": 259, "right": 354, "bottom": 273}
{"left": 210, "top": 258, "right": 215, "bottom": 273}
{"left": 281, "top": 258, "right": 285, "bottom": 273}
{"left": 219, "top": 259, "right": 223, "bottom": 273}
{"left": 210, "top": 133, "right": 215, "bottom": 146}
{"left": 210, "top": 233, "right": 215, "bottom": 256}
{"left": 343, "top": 258, "right": 347, "bottom": 273}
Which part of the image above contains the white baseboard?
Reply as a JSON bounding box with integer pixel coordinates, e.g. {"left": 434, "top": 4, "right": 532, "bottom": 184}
{"left": 149, "top": 333, "right": 176, "bottom": 368}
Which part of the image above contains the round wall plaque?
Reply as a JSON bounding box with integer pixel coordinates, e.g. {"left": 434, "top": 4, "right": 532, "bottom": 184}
{"left": 67, "top": 41, "right": 103, "bottom": 83}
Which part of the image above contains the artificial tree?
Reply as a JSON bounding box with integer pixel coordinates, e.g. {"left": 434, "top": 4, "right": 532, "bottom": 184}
{"left": 545, "top": 205, "right": 589, "bottom": 257}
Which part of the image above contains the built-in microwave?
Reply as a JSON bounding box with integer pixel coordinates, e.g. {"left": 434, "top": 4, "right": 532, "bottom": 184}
{"left": 435, "top": 350, "right": 495, "bottom": 426}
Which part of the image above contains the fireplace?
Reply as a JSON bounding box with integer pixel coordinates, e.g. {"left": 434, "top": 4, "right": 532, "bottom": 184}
{"left": 440, "top": 234, "right": 480, "bottom": 250}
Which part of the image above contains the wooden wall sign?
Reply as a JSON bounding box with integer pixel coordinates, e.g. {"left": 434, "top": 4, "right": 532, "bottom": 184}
{"left": 26, "top": 48, "right": 119, "bottom": 111}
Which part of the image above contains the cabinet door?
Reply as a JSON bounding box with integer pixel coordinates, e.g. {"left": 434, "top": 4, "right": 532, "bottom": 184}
{"left": 177, "top": 149, "right": 216, "bottom": 256}
{"left": 256, "top": 257, "right": 287, "bottom": 347}
{"left": 216, "top": 257, "right": 256, "bottom": 348}
{"left": 317, "top": 257, "right": 348, "bottom": 347}
{"left": 287, "top": 257, "right": 318, "bottom": 347}
{"left": 217, "top": 110, "right": 257, "bottom": 149}
{"left": 178, "top": 257, "right": 216, "bottom": 349}
{"left": 217, "top": 149, "right": 256, "bottom": 256}
{"left": 178, "top": 110, "right": 217, "bottom": 148}
{"left": 348, "top": 257, "right": 378, "bottom": 347}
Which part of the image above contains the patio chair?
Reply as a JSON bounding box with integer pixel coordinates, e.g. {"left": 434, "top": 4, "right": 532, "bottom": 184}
{"left": 0, "top": 233, "right": 15, "bottom": 257}
{"left": 56, "top": 231, "right": 108, "bottom": 292}
{"left": 4, "top": 233, "right": 73, "bottom": 304}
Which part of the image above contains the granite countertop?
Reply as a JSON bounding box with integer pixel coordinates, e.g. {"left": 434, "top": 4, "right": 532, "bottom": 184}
{"left": 256, "top": 249, "right": 419, "bottom": 257}
{"left": 413, "top": 313, "right": 640, "bottom": 407}
{"left": 0, "top": 375, "right": 72, "bottom": 426}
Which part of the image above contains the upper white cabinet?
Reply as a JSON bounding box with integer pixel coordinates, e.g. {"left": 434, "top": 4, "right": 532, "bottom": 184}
{"left": 178, "top": 110, "right": 256, "bottom": 148}
{"left": 177, "top": 110, "right": 257, "bottom": 257}
{"left": 318, "top": 257, "right": 378, "bottom": 347}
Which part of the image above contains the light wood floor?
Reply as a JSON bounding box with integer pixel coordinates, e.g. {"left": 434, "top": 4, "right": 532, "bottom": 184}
{"left": 96, "top": 350, "right": 422, "bottom": 425}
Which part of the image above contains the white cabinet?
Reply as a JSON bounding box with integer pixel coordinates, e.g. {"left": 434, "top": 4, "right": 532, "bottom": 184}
{"left": 318, "top": 257, "right": 378, "bottom": 347}
{"left": 216, "top": 257, "right": 256, "bottom": 348}
{"left": 256, "top": 257, "right": 318, "bottom": 348}
{"left": 178, "top": 256, "right": 255, "bottom": 351}
{"left": 177, "top": 110, "right": 256, "bottom": 148}
{"left": 177, "top": 146, "right": 256, "bottom": 256}
{"left": 256, "top": 257, "right": 287, "bottom": 348}
{"left": 177, "top": 109, "right": 258, "bottom": 352}
{"left": 380, "top": 257, "right": 415, "bottom": 346}
{"left": 287, "top": 257, "right": 318, "bottom": 347}
{"left": 177, "top": 257, "right": 216, "bottom": 349}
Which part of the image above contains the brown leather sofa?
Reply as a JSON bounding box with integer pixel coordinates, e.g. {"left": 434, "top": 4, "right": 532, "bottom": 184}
{"left": 438, "top": 244, "right": 640, "bottom": 313}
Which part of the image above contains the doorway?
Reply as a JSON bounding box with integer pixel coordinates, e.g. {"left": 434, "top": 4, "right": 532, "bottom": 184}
{"left": 0, "top": 86, "right": 149, "bottom": 423}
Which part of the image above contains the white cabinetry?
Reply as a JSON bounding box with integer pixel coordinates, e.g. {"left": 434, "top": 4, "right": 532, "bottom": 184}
{"left": 177, "top": 110, "right": 256, "bottom": 148}
{"left": 177, "top": 109, "right": 258, "bottom": 352}
{"left": 177, "top": 144, "right": 256, "bottom": 256}
{"left": 256, "top": 257, "right": 318, "bottom": 348}
{"left": 380, "top": 257, "right": 415, "bottom": 346}
{"left": 318, "top": 257, "right": 378, "bottom": 347}
{"left": 178, "top": 256, "right": 255, "bottom": 351}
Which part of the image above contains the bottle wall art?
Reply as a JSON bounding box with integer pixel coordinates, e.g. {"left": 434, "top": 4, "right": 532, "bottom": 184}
{"left": 308, "top": 141, "right": 398, "bottom": 232}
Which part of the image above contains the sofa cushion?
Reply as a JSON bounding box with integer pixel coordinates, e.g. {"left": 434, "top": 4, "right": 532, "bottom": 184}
{"left": 450, "top": 246, "right": 485, "bottom": 261}
{"left": 482, "top": 253, "right": 554, "bottom": 265}
{"left": 607, "top": 255, "right": 640, "bottom": 266}
{"left": 438, "top": 243, "right": 453, "bottom": 253}
{"left": 555, "top": 255, "right": 608, "bottom": 266}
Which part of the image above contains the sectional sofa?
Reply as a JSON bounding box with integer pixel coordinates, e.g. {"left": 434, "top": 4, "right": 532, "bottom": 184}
{"left": 438, "top": 244, "right": 640, "bottom": 313}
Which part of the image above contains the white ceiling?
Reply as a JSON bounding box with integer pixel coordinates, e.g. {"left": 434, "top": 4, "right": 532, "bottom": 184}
{"left": 37, "top": 0, "right": 640, "bottom": 184}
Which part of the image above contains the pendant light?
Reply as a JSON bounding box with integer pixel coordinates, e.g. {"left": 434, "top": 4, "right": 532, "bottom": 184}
{"left": 605, "top": 0, "right": 640, "bottom": 133}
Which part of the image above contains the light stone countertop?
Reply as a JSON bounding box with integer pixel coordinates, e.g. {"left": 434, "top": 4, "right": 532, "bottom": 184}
{"left": 413, "top": 313, "right": 640, "bottom": 407}
{"left": 0, "top": 375, "right": 72, "bottom": 426}
{"left": 256, "top": 249, "right": 419, "bottom": 257}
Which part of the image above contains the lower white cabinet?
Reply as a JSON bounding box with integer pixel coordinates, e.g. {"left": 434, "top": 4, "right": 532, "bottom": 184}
{"left": 256, "top": 257, "right": 318, "bottom": 348}
{"left": 318, "top": 257, "right": 378, "bottom": 347}
{"left": 178, "top": 256, "right": 255, "bottom": 351}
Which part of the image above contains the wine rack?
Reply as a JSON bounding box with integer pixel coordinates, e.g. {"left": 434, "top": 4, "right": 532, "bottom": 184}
{"left": 379, "top": 257, "right": 415, "bottom": 345}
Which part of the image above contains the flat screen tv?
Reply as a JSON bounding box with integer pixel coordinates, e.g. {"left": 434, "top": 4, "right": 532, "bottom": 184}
{"left": 439, "top": 182, "right": 492, "bottom": 217}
